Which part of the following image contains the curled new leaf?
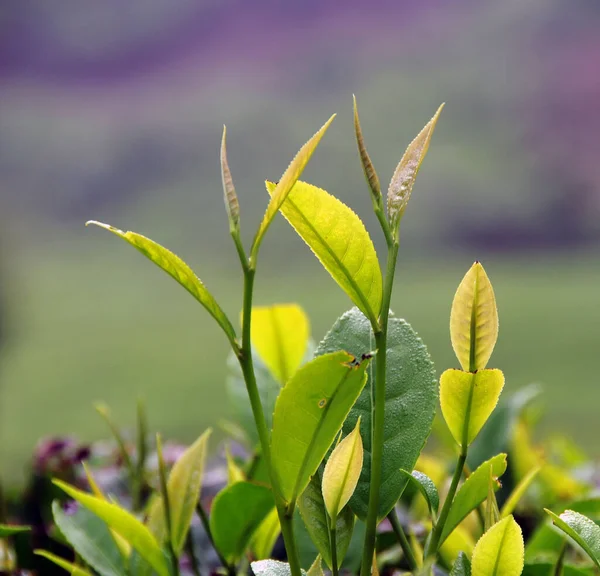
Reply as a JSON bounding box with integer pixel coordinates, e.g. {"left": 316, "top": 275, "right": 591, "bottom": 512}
{"left": 450, "top": 262, "right": 499, "bottom": 372}
{"left": 271, "top": 351, "right": 370, "bottom": 505}
{"left": 221, "top": 125, "right": 240, "bottom": 232}
{"left": 322, "top": 417, "right": 364, "bottom": 520}
{"left": 251, "top": 115, "right": 336, "bottom": 261}
{"left": 440, "top": 368, "right": 505, "bottom": 448}
{"left": 353, "top": 95, "right": 381, "bottom": 205}
{"left": 471, "top": 515, "right": 524, "bottom": 576}
{"left": 85, "top": 221, "right": 237, "bottom": 346}
{"left": 387, "top": 104, "right": 443, "bottom": 230}
{"left": 267, "top": 180, "right": 382, "bottom": 325}
{"left": 251, "top": 304, "right": 310, "bottom": 384}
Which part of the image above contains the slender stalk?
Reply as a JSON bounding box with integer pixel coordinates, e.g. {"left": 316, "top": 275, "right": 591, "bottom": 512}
{"left": 197, "top": 502, "right": 235, "bottom": 576}
{"left": 185, "top": 531, "right": 202, "bottom": 576}
{"left": 553, "top": 541, "right": 566, "bottom": 576}
{"left": 330, "top": 527, "right": 339, "bottom": 576}
{"left": 387, "top": 509, "right": 417, "bottom": 572}
{"left": 425, "top": 449, "right": 467, "bottom": 557}
{"left": 360, "top": 242, "right": 399, "bottom": 576}
{"left": 374, "top": 202, "right": 394, "bottom": 249}
{"left": 157, "top": 436, "right": 179, "bottom": 576}
{"left": 238, "top": 267, "right": 303, "bottom": 576}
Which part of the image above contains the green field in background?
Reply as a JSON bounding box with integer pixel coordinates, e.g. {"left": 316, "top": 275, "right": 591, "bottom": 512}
{"left": 1, "top": 247, "right": 598, "bottom": 484}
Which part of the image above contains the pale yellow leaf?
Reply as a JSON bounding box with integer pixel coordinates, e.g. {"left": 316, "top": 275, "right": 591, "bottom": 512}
{"left": 471, "top": 515, "right": 524, "bottom": 576}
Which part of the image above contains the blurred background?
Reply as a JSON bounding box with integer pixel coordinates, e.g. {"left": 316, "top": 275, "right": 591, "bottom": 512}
{"left": 1, "top": 0, "right": 599, "bottom": 484}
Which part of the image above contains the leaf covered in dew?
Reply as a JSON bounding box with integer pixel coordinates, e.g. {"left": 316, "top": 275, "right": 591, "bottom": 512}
{"left": 251, "top": 560, "right": 307, "bottom": 576}
{"left": 450, "top": 262, "right": 499, "bottom": 372}
{"left": 221, "top": 125, "right": 240, "bottom": 232}
{"left": 353, "top": 95, "right": 381, "bottom": 204}
{"left": 471, "top": 515, "right": 524, "bottom": 576}
{"left": 271, "top": 351, "right": 370, "bottom": 505}
{"left": 398, "top": 469, "right": 440, "bottom": 519}
{"left": 545, "top": 509, "right": 600, "bottom": 568}
{"left": 146, "top": 429, "right": 211, "bottom": 554}
{"left": 250, "top": 303, "right": 310, "bottom": 384}
{"left": 85, "top": 221, "right": 237, "bottom": 345}
{"left": 387, "top": 104, "right": 444, "bottom": 230}
{"left": 251, "top": 115, "right": 336, "bottom": 261}
{"left": 35, "top": 550, "right": 94, "bottom": 576}
{"left": 316, "top": 308, "right": 437, "bottom": 520}
{"left": 440, "top": 368, "right": 505, "bottom": 448}
{"left": 210, "top": 482, "right": 274, "bottom": 564}
{"left": 322, "top": 417, "right": 364, "bottom": 520}
{"left": 53, "top": 480, "right": 170, "bottom": 576}
{"left": 267, "top": 180, "right": 383, "bottom": 323}
{"left": 440, "top": 453, "right": 508, "bottom": 546}
{"left": 449, "top": 551, "right": 472, "bottom": 576}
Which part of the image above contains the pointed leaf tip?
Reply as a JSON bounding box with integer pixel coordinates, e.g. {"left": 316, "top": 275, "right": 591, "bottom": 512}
{"left": 353, "top": 96, "right": 381, "bottom": 204}
{"left": 221, "top": 125, "right": 240, "bottom": 231}
{"left": 387, "top": 103, "right": 443, "bottom": 230}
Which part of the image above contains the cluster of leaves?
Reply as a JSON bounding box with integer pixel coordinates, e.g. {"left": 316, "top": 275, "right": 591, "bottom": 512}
{"left": 2, "top": 98, "right": 600, "bottom": 576}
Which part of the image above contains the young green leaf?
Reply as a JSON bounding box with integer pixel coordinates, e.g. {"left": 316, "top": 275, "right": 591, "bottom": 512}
{"left": 53, "top": 480, "right": 170, "bottom": 576}
{"left": 0, "top": 524, "right": 29, "bottom": 537}
{"left": 52, "top": 501, "right": 126, "bottom": 576}
{"left": 226, "top": 445, "right": 246, "bottom": 484}
{"left": 500, "top": 467, "right": 540, "bottom": 519}
{"left": 387, "top": 104, "right": 444, "bottom": 231}
{"left": 440, "top": 454, "right": 507, "bottom": 546}
{"left": 266, "top": 181, "right": 382, "bottom": 324}
{"left": 251, "top": 115, "right": 336, "bottom": 261}
{"left": 545, "top": 509, "right": 600, "bottom": 568}
{"left": 307, "top": 555, "right": 324, "bottom": 576}
{"left": 471, "top": 515, "right": 524, "bottom": 576}
{"left": 316, "top": 308, "right": 437, "bottom": 519}
{"left": 297, "top": 473, "right": 355, "bottom": 570}
{"left": 271, "top": 351, "right": 370, "bottom": 505}
{"left": 86, "top": 221, "right": 237, "bottom": 346}
{"left": 398, "top": 469, "right": 440, "bottom": 519}
{"left": 353, "top": 95, "right": 381, "bottom": 205}
{"left": 450, "top": 551, "right": 472, "bottom": 576}
{"left": 250, "top": 303, "right": 310, "bottom": 384}
{"left": 450, "top": 262, "right": 498, "bottom": 372}
{"left": 210, "top": 481, "right": 274, "bottom": 564}
{"left": 146, "top": 429, "right": 211, "bottom": 554}
{"left": 35, "top": 550, "right": 94, "bottom": 576}
{"left": 251, "top": 508, "right": 280, "bottom": 560}
{"left": 322, "top": 417, "right": 364, "bottom": 520}
{"left": 221, "top": 125, "right": 240, "bottom": 233}
{"left": 440, "top": 368, "right": 505, "bottom": 448}
{"left": 251, "top": 560, "right": 307, "bottom": 576}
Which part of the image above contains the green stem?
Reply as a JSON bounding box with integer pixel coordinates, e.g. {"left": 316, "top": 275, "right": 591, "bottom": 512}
{"left": 553, "top": 541, "right": 566, "bottom": 576}
{"left": 374, "top": 202, "right": 394, "bottom": 249}
{"left": 360, "top": 242, "right": 399, "bottom": 576}
{"left": 387, "top": 509, "right": 417, "bottom": 572}
{"left": 157, "top": 437, "right": 179, "bottom": 576}
{"left": 196, "top": 502, "right": 235, "bottom": 576}
{"left": 330, "top": 527, "right": 339, "bottom": 576}
{"left": 185, "top": 531, "right": 202, "bottom": 576}
{"left": 238, "top": 267, "right": 302, "bottom": 576}
{"left": 426, "top": 449, "right": 467, "bottom": 557}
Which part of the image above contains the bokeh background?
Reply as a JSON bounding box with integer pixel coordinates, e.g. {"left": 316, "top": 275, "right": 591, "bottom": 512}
{"left": 1, "top": 0, "right": 599, "bottom": 484}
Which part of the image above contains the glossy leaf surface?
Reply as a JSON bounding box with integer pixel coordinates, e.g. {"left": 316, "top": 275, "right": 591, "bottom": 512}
{"left": 545, "top": 509, "right": 600, "bottom": 568}
{"left": 399, "top": 469, "right": 439, "bottom": 518}
{"left": 450, "top": 551, "right": 472, "bottom": 576}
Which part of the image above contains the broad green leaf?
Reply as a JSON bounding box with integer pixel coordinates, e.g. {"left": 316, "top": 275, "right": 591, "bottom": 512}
{"left": 267, "top": 181, "right": 382, "bottom": 323}
{"left": 86, "top": 221, "right": 236, "bottom": 345}
{"left": 251, "top": 304, "right": 310, "bottom": 384}
{"left": 53, "top": 480, "right": 169, "bottom": 576}
{"left": 500, "top": 467, "right": 540, "bottom": 519}
{"left": 450, "top": 262, "right": 498, "bottom": 373}
{"left": 440, "top": 454, "right": 507, "bottom": 546}
{"left": 545, "top": 509, "right": 600, "bottom": 568}
{"left": 399, "top": 469, "right": 439, "bottom": 518}
{"left": 221, "top": 125, "right": 240, "bottom": 232}
{"left": 251, "top": 115, "right": 335, "bottom": 261}
{"left": 251, "top": 508, "right": 280, "bottom": 560}
{"left": 353, "top": 95, "right": 381, "bottom": 204}
{"left": 387, "top": 104, "right": 444, "bottom": 229}
{"left": 271, "top": 351, "right": 370, "bottom": 504}
{"left": 251, "top": 560, "right": 307, "bottom": 576}
{"left": 210, "top": 481, "right": 274, "bottom": 564}
{"left": 322, "top": 417, "right": 363, "bottom": 520}
{"left": 297, "top": 473, "right": 355, "bottom": 570}
{"left": 316, "top": 308, "right": 437, "bottom": 519}
{"left": 471, "top": 515, "right": 524, "bottom": 576}
{"left": 450, "top": 551, "right": 472, "bottom": 576}
{"left": 52, "top": 501, "right": 126, "bottom": 576}
{"left": 35, "top": 550, "right": 94, "bottom": 576}
{"left": 440, "top": 368, "right": 505, "bottom": 448}
{"left": 147, "top": 429, "right": 211, "bottom": 553}
{"left": 307, "top": 555, "right": 324, "bottom": 576}
{"left": 0, "top": 524, "right": 29, "bottom": 537}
